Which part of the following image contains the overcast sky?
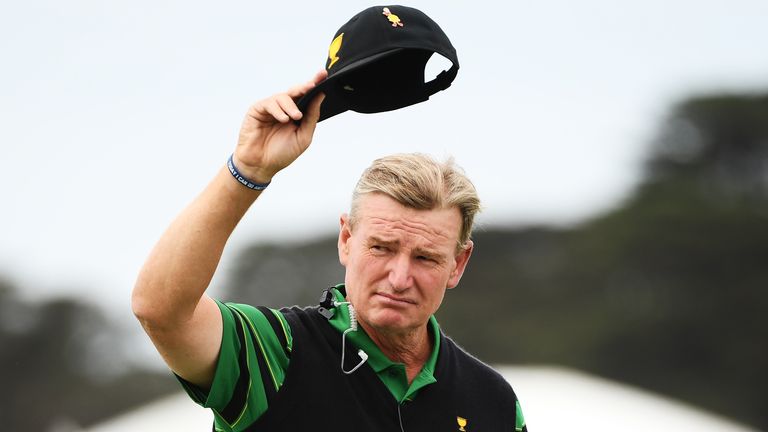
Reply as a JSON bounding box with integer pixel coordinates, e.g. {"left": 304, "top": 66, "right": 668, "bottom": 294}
{"left": 2, "top": 0, "right": 767, "bottom": 323}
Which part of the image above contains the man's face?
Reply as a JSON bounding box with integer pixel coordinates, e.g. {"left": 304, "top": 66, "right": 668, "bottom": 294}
{"left": 337, "top": 193, "right": 473, "bottom": 336}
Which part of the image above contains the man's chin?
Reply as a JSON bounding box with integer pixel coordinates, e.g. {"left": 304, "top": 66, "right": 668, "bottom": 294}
{"left": 364, "top": 309, "right": 419, "bottom": 334}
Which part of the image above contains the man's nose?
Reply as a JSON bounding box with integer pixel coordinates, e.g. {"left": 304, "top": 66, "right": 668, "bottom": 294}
{"left": 388, "top": 254, "right": 413, "bottom": 291}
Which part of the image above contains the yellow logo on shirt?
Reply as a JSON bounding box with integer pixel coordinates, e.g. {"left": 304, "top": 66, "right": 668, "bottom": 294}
{"left": 457, "top": 416, "right": 468, "bottom": 431}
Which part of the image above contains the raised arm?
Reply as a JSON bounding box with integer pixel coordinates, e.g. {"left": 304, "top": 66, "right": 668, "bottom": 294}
{"left": 131, "top": 71, "right": 327, "bottom": 389}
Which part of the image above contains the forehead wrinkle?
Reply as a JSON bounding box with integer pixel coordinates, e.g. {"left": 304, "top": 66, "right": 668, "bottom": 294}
{"left": 353, "top": 193, "right": 462, "bottom": 250}
{"left": 366, "top": 216, "right": 454, "bottom": 251}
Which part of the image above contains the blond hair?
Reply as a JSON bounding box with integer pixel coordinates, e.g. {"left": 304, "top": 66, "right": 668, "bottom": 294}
{"left": 350, "top": 153, "right": 481, "bottom": 248}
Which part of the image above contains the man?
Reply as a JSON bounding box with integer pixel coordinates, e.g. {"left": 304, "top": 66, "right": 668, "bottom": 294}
{"left": 132, "top": 72, "right": 527, "bottom": 431}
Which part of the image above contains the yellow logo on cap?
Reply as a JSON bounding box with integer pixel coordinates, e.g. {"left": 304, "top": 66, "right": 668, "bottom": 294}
{"left": 382, "top": 7, "right": 403, "bottom": 27}
{"left": 327, "top": 33, "right": 344, "bottom": 69}
{"left": 457, "top": 416, "right": 468, "bottom": 431}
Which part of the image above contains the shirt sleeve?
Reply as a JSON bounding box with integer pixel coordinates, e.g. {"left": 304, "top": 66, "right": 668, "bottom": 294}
{"left": 515, "top": 399, "right": 527, "bottom": 432}
{"left": 176, "top": 300, "right": 291, "bottom": 432}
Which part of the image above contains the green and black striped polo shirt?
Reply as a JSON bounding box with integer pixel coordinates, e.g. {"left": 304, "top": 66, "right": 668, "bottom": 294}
{"left": 177, "top": 286, "right": 526, "bottom": 431}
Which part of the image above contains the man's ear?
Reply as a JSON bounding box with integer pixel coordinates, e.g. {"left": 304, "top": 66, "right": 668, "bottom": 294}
{"left": 447, "top": 240, "right": 473, "bottom": 289}
{"left": 338, "top": 213, "right": 351, "bottom": 266}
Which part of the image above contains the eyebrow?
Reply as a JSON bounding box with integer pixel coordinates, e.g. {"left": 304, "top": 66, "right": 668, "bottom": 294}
{"left": 368, "top": 236, "right": 399, "bottom": 248}
{"left": 369, "top": 236, "right": 446, "bottom": 261}
{"left": 415, "top": 248, "right": 447, "bottom": 263}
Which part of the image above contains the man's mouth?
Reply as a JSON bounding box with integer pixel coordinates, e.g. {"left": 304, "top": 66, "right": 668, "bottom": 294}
{"left": 375, "top": 293, "right": 415, "bottom": 306}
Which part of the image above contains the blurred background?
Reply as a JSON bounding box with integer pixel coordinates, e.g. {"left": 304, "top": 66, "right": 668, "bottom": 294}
{"left": 1, "top": 0, "right": 767, "bottom": 430}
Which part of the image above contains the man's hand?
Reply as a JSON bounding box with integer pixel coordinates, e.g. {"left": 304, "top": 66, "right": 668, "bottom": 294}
{"left": 233, "top": 70, "right": 327, "bottom": 184}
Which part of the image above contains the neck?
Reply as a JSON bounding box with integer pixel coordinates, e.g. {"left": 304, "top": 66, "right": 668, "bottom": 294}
{"left": 358, "top": 319, "right": 432, "bottom": 384}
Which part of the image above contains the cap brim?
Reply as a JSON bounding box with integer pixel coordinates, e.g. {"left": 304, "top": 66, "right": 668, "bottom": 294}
{"left": 296, "top": 48, "right": 405, "bottom": 123}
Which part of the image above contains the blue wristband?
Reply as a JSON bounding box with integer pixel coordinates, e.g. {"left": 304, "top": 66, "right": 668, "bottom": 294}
{"left": 227, "top": 154, "right": 271, "bottom": 191}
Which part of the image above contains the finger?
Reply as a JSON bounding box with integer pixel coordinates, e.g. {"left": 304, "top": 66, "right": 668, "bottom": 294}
{"left": 311, "top": 69, "right": 328, "bottom": 85}
{"left": 260, "top": 97, "right": 292, "bottom": 123}
{"left": 286, "top": 69, "right": 329, "bottom": 99}
{"left": 275, "top": 93, "right": 302, "bottom": 121}
{"left": 286, "top": 81, "right": 317, "bottom": 100}
{"left": 297, "top": 93, "right": 325, "bottom": 144}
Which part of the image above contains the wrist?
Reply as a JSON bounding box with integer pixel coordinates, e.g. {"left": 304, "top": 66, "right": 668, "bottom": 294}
{"left": 226, "top": 154, "right": 271, "bottom": 191}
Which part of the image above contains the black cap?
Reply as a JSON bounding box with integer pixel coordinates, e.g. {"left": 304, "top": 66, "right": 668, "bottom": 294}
{"left": 296, "top": 5, "right": 459, "bottom": 122}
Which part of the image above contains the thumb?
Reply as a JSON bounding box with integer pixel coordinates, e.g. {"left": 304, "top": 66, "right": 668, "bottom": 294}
{"left": 297, "top": 93, "right": 325, "bottom": 144}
